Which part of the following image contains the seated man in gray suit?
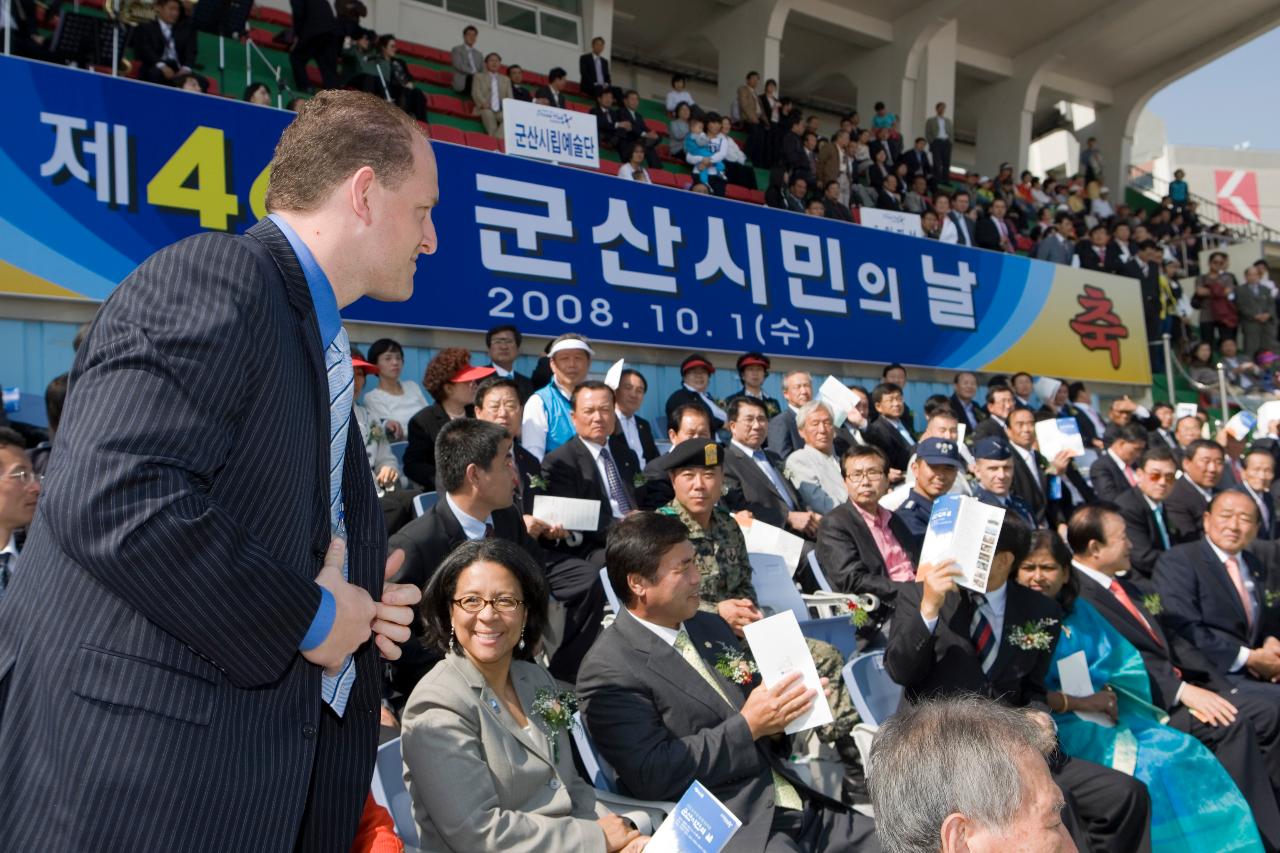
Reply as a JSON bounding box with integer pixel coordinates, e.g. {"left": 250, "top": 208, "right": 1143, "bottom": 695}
{"left": 578, "top": 512, "right": 880, "bottom": 853}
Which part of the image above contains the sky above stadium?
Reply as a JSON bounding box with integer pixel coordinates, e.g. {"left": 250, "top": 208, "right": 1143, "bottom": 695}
{"left": 1146, "top": 26, "right": 1280, "bottom": 150}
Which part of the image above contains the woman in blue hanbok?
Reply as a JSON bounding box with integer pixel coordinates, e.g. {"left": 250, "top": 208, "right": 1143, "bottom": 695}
{"left": 1016, "top": 531, "right": 1262, "bottom": 853}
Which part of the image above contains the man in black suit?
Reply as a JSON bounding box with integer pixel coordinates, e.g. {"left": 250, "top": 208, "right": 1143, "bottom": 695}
{"left": 768, "top": 369, "right": 813, "bottom": 457}
{"left": 816, "top": 445, "right": 917, "bottom": 606}
{"left": 1088, "top": 422, "right": 1147, "bottom": 502}
{"left": 887, "top": 513, "right": 1151, "bottom": 852}
{"left": 1006, "top": 407, "right": 1078, "bottom": 528}
{"left": 902, "top": 137, "right": 931, "bottom": 184}
{"left": 473, "top": 376, "right": 546, "bottom": 520}
{"left": 0, "top": 93, "right": 431, "bottom": 849}
{"left": 948, "top": 190, "right": 978, "bottom": 247}
{"left": 875, "top": 174, "right": 904, "bottom": 211}
{"left": 974, "top": 198, "right": 1014, "bottom": 253}
{"left": 1076, "top": 224, "right": 1111, "bottom": 271}
{"left": 290, "top": 0, "right": 343, "bottom": 92}
{"left": 1069, "top": 503, "right": 1280, "bottom": 848}
{"left": 578, "top": 35, "right": 620, "bottom": 100}
{"left": 541, "top": 381, "right": 642, "bottom": 563}
{"left": 947, "top": 370, "right": 986, "bottom": 434}
{"left": 863, "top": 382, "right": 915, "bottom": 474}
{"left": 578, "top": 512, "right": 880, "bottom": 853}
{"left": 723, "top": 397, "right": 818, "bottom": 539}
{"left": 591, "top": 89, "right": 625, "bottom": 151}
{"left": 484, "top": 324, "right": 534, "bottom": 403}
{"left": 1147, "top": 401, "right": 1182, "bottom": 461}
{"left": 972, "top": 383, "right": 1014, "bottom": 442}
{"left": 1115, "top": 446, "right": 1178, "bottom": 588}
{"left": 613, "top": 368, "right": 659, "bottom": 466}
{"left": 389, "top": 418, "right": 602, "bottom": 687}
{"left": 134, "top": 0, "right": 197, "bottom": 85}
{"left": 1158, "top": 490, "right": 1280, "bottom": 688}
{"left": 535, "top": 66, "right": 569, "bottom": 109}
{"left": 1165, "top": 438, "right": 1225, "bottom": 544}
{"left": 638, "top": 403, "right": 712, "bottom": 510}
{"left": 615, "top": 89, "right": 662, "bottom": 169}
{"left": 1238, "top": 447, "right": 1279, "bottom": 540}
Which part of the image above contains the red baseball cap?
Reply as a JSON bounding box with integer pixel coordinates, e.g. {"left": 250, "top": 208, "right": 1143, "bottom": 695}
{"left": 351, "top": 356, "right": 379, "bottom": 375}
{"left": 681, "top": 354, "right": 715, "bottom": 375}
{"left": 450, "top": 364, "right": 497, "bottom": 383}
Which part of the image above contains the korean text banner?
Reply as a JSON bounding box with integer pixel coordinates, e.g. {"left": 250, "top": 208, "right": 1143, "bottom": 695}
{"left": 0, "top": 57, "right": 1151, "bottom": 384}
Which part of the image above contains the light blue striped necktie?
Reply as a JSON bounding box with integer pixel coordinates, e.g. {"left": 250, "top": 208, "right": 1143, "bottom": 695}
{"left": 321, "top": 326, "right": 357, "bottom": 715}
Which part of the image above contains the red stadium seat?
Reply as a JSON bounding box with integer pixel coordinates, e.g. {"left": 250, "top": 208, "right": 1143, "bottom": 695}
{"left": 597, "top": 160, "right": 621, "bottom": 175}
{"left": 563, "top": 80, "right": 582, "bottom": 95}
{"left": 247, "top": 28, "right": 278, "bottom": 49}
{"left": 521, "top": 71, "right": 549, "bottom": 87}
{"left": 398, "top": 41, "right": 452, "bottom": 65}
{"left": 426, "top": 94, "right": 472, "bottom": 118}
{"left": 747, "top": 189, "right": 766, "bottom": 204}
{"left": 408, "top": 65, "right": 453, "bottom": 87}
{"left": 675, "top": 174, "right": 695, "bottom": 190}
{"left": 464, "top": 133, "right": 502, "bottom": 152}
{"left": 426, "top": 124, "right": 467, "bottom": 145}
{"left": 645, "top": 118, "right": 668, "bottom": 137}
{"left": 725, "top": 184, "right": 753, "bottom": 202}
{"left": 649, "top": 169, "right": 677, "bottom": 187}
{"left": 565, "top": 101, "right": 591, "bottom": 113}
{"left": 250, "top": 6, "right": 293, "bottom": 26}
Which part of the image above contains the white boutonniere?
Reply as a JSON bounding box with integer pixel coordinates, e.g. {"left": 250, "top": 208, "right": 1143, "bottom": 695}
{"left": 712, "top": 643, "right": 759, "bottom": 686}
{"left": 530, "top": 687, "right": 578, "bottom": 763}
{"left": 526, "top": 472, "right": 548, "bottom": 491}
{"left": 1008, "top": 618, "right": 1058, "bottom": 651}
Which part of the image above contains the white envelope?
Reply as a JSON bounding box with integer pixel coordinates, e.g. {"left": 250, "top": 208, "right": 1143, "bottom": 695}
{"left": 1035, "top": 417, "right": 1084, "bottom": 461}
{"left": 1175, "top": 402, "right": 1198, "bottom": 421}
{"left": 743, "top": 611, "right": 834, "bottom": 735}
{"left": 531, "top": 495, "right": 601, "bottom": 531}
{"left": 604, "top": 358, "right": 625, "bottom": 390}
{"left": 1057, "top": 650, "right": 1113, "bottom": 728}
{"left": 818, "top": 376, "right": 860, "bottom": 429}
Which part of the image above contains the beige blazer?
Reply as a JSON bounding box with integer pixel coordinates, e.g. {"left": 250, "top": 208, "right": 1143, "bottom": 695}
{"left": 401, "top": 653, "right": 608, "bottom": 852}
{"left": 471, "top": 71, "right": 514, "bottom": 113}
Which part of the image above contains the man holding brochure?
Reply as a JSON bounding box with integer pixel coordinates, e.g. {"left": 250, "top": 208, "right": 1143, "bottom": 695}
{"left": 579, "top": 511, "right": 880, "bottom": 852}
{"left": 885, "top": 513, "right": 1152, "bottom": 852}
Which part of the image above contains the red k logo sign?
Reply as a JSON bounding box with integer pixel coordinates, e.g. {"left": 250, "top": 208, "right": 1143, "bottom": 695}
{"left": 1069, "top": 285, "right": 1129, "bottom": 369}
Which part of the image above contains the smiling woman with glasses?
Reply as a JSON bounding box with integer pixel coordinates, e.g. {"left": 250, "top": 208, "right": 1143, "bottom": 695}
{"left": 401, "top": 538, "right": 648, "bottom": 852}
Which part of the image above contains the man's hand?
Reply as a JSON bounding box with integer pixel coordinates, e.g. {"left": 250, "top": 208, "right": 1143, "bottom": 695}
{"left": 160, "top": 65, "right": 175, "bottom": 80}
{"left": 1049, "top": 449, "right": 1074, "bottom": 476}
{"left": 524, "top": 515, "right": 568, "bottom": 540}
{"left": 786, "top": 511, "right": 820, "bottom": 537}
{"left": 845, "top": 408, "right": 867, "bottom": 430}
{"left": 1181, "top": 683, "right": 1238, "bottom": 727}
{"left": 917, "top": 559, "right": 962, "bottom": 621}
{"left": 732, "top": 509, "right": 754, "bottom": 527}
{"left": 888, "top": 467, "right": 904, "bottom": 484}
{"left": 1246, "top": 646, "right": 1280, "bottom": 682}
{"left": 375, "top": 466, "right": 399, "bottom": 488}
{"left": 741, "top": 672, "right": 815, "bottom": 739}
{"left": 718, "top": 598, "right": 763, "bottom": 636}
{"left": 373, "top": 549, "right": 422, "bottom": 661}
{"left": 302, "top": 540, "right": 377, "bottom": 675}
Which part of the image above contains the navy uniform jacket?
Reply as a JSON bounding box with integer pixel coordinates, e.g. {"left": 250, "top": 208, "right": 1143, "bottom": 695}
{"left": 893, "top": 489, "right": 936, "bottom": 554}
{"left": 0, "top": 219, "right": 386, "bottom": 851}
{"left": 973, "top": 486, "right": 1037, "bottom": 529}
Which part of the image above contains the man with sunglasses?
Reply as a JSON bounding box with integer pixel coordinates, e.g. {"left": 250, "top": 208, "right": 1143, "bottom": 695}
{"left": 0, "top": 427, "right": 40, "bottom": 601}
{"left": 1116, "top": 446, "right": 1179, "bottom": 591}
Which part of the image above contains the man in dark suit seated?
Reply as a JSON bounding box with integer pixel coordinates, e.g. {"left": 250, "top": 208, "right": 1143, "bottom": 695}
{"left": 638, "top": 403, "right": 712, "bottom": 511}
{"left": 1147, "top": 401, "right": 1181, "bottom": 461}
{"left": 134, "top": 0, "right": 197, "bottom": 86}
{"left": 484, "top": 324, "right": 534, "bottom": 403}
{"left": 534, "top": 67, "right": 569, "bottom": 109}
{"left": 578, "top": 512, "right": 881, "bottom": 852}
{"left": 1158, "top": 490, "right": 1280, "bottom": 689}
{"left": 1069, "top": 503, "right": 1280, "bottom": 848}
{"left": 389, "top": 418, "right": 602, "bottom": 687}
{"left": 1006, "top": 407, "right": 1081, "bottom": 529}
{"left": 862, "top": 382, "right": 915, "bottom": 476}
{"left": 893, "top": 438, "right": 966, "bottom": 553}
{"left": 815, "top": 445, "right": 917, "bottom": 607}
{"left": 974, "top": 198, "right": 1014, "bottom": 253}
{"left": 1237, "top": 447, "right": 1279, "bottom": 540}
{"left": 885, "top": 514, "right": 1152, "bottom": 853}
{"left": 591, "top": 89, "right": 625, "bottom": 151}
{"left": 665, "top": 353, "right": 727, "bottom": 435}
{"left": 723, "top": 397, "right": 819, "bottom": 539}
{"left": 1088, "top": 422, "right": 1146, "bottom": 503}
{"left": 613, "top": 368, "right": 659, "bottom": 466}
{"left": 1115, "top": 446, "right": 1178, "bottom": 588}
{"left": 971, "top": 438, "right": 1037, "bottom": 529}
{"left": 1165, "top": 438, "right": 1225, "bottom": 544}
{"left": 541, "top": 381, "right": 642, "bottom": 563}
{"left": 768, "top": 370, "right": 813, "bottom": 457}
{"left": 947, "top": 370, "right": 986, "bottom": 434}
{"left": 578, "top": 35, "right": 620, "bottom": 100}
{"left": 971, "top": 383, "right": 1014, "bottom": 442}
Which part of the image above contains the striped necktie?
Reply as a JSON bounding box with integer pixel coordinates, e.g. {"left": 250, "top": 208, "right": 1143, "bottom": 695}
{"left": 969, "top": 593, "right": 998, "bottom": 673}
{"left": 673, "top": 630, "right": 802, "bottom": 811}
{"left": 600, "top": 447, "right": 635, "bottom": 515}
{"left": 322, "top": 326, "right": 357, "bottom": 714}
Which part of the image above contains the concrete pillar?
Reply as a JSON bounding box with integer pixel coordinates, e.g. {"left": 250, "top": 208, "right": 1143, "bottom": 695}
{"left": 913, "top": 19, "right": 957, "bottom": 140}
{"left": 582, "top": 0, "right": 613, "bottom": 57}
{"left": 713, "top": 0, "right": 788, "bottom": 115}
{"left": 971, "top": 60, "right": 1046, "bottom": 179}
{"left": 840, "top": 12, "right": 957, "bottom": 139}
{"left": 1076, "top": 103, "right": 1137, "bottom": 195}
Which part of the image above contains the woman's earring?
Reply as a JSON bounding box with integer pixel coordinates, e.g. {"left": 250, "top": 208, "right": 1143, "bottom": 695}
{"left": 449, "top": 625, "right": 457, "bottom": 652}
{"left": 518, "top": 626, "right": 526, "bottom": 651}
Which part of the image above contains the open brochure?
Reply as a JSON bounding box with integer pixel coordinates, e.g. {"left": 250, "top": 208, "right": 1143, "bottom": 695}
{"left": 647, "top": 780, "right": 743, "bottom": 853}
{"left": 1034, "top": 417, "right": 1084, "bottom": 461}
{"left": 743, "top": 610, "right": 834, "bottom": 734}
{"left": 918, "top": 495, "right": 1006, "bottom": 594}
{"left": 739, "top": 518, "right": 806, "bottom": 575}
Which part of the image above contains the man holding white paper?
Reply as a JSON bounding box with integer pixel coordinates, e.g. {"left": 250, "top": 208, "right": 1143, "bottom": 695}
{"left": 885, "top": 513, "right": 1153, "bottom": 853}
{"left": 578, "top": 512, "right": 881, "bottom": 853}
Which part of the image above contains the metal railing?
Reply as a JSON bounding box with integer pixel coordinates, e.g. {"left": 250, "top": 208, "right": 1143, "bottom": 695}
{"left": 1128, "top": 164, "right": 1280, "bottom": 243}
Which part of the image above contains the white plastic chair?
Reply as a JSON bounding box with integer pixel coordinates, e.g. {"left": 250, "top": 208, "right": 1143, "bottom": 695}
{"left": 412, "top": 491, "right": 439, "bottom": 517}
{"left": 369, "top": 737, "right": 420, "bottom": 849}
{"left": 570, "top": 712, "right": 677, "bottom": 834}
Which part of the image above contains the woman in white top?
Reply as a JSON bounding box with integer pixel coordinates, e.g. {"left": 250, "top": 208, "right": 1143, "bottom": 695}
{"left": 361, "top": 337, "right": 428, "bottom": 441}
{"left": 664, "top": 73, "right": 696, "bottom": 117}
{"left": 617, "top": 143, "right": 651, "bottom": 183}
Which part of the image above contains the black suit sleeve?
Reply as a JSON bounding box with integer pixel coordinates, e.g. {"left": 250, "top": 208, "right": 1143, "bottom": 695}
{"left": 402, "top": 410, "right": 436, "bottom": 490}
{"left": 883, "top": 582, "right": 940, "bottom": 689}
{"left": 1118, "top": 494, "right": 1160, "bottom": 581}
{"left": 1089, "top": 458, "right": 1123, "bottom": 502}
{"left": 815, "top": 508, "right": 898, "bottom": 600}
{"left": 133, "top": 24, "right": 165, "bottom": 68}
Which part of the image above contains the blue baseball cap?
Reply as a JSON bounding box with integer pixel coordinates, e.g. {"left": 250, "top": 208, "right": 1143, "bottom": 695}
{"left": 974, "top": 436, "right": 1013, "bottom": 461}
{"left": 916, "top": 437, "right": 964, "bottom": 468}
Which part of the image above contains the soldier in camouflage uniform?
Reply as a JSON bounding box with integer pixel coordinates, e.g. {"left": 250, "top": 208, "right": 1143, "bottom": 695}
{"left": 654, "top": 439, "right": 866, "bottom": 802}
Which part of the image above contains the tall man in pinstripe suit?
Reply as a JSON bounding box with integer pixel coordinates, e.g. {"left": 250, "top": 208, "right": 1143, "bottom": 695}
{"left": 0, "top": 91, "right": 436, "bottom": 851}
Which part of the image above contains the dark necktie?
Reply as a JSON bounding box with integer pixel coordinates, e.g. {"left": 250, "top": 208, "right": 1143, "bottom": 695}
{"left": 968, "top": 592, "right": 997, "bottom": 673}
{"left": 600, "top": 447, "right": 635, "bottom": 515}
{"left": 483, "top": 523, "right": 495, "bottom": 538}
{"left": 0, "top": 552, "right": 10, "bottom": 598}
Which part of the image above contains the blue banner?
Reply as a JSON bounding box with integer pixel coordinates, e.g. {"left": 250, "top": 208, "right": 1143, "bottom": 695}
{"left": 0, "top": 56, "right": 1150, "bottom": 383}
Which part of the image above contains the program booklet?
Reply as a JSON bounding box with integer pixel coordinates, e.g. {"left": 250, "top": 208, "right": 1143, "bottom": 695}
{"left": 742, "top": 610, "right": 834, "bottom": 734}
{"left": 918, "top": 495, "right": 1007, "bottom": 594}
{"left": 647, "top": 780, "right": 743, "bottom": 853}
{"left": 1034, "top": 417, "right": 1084, "bottom": 461}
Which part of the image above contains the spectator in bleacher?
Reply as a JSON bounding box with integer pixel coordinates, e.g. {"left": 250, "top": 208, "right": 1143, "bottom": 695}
{"left": 920, "top": 209, "right": 942, "bottom": 240}
{"left": 507, "top": 65, "right": 533, "bottom": 102}
{"left": 683, "top": 117, "right": 726, "bottom": 196}
{"left": 924, "top": 101, "right": 951, "bottom": 185}
{"left": 173, "top": 71, "right": 206, "bottom": 93}
{"left": 864, "top": 382, "right": 916, "bottom": 477}
{"left": 767, "top": 370, "right": 813, "bottom": 456}
{"left": 350, "top": 348, "right": 419, "bottom": 534}
{"left": 616, "top": 142, "right": 651, "bottom": 183}
{"left": 404, "top": 348, "right": 494, "bottom": 490}
{"left": 871, "top": 101, "right": 901, "bottom": 157}
{"left": 471, "top": 52, "right": 513, "bottom": 138}
{"left": 950, "top": 189, "right": 978, "bottom": 247}
{"left": 2, "top": 0, "right": 52, "bottom": 62}
{"left": 866, "top": 146, "right": 890, "bottom": 192}
{"left": 523, "top": 334, "right": 593, "bottom": 460}
{"left": 244, "top": 82, "right": 273, "bottom": 105}
{"left": 805, "top": 198, "right": 827, "bottom": 217}
{"left": 1077, "top": 223, "right": 1110, "bottom": 271}
{"left": 1115, "top": 445, "right": 1179, "bottom": 586}
{"left": 1092, "top": 185, "right": 1116, "bottom": 220}
{"left": 665, "top": 354, "right": 726, "bottom": 434}
{"left": 817, "top": 130, "right": 850, "bottom": 205}
{"left": 579, "top": 35, "right": 619, "bottom": 100}
{"left": 1080, "top": 136, "right": 1103, "bottom": 183}
{"left": 371, "top": 36, "right": 427, "bottom": 121}
{"left": 1239, "top": 263, "right": 1278, "bottom": 360}
{"left": 850, "top": 129, "right": 872, "bottom": 179}
{"left": 0, "top": 427, "right": 39, "bottom": 600}
{"left": 579, "top": 512, "right": 880, "bottom": 852}
{"left": 472, "top": 377, "right": 545, "bottom": 522}
{"left": 534, "top": 67, "right": 568, "bottom": 108}
{"left": 759, "top": 79, "right": 781, "bottom": 165}
{"left": 778, "top": 113, "right": 809, "bottom": 183}
{"left": 613, "top": 368, "right": 659, "bottom": 466}
{"left": 135, "top": 0, "right": 197, "bottom": 86}
{"left": 401, "top": 538, "right": 645, "bottom": 852}
{"left": 902, "top": 137, "right": 931, "bottom": 187}
{"left": 449, "top": 25, "right": 482, "bottom": 94}
{"left": 723, "top": 397, "right": 817, "bottom": 538}
{"left": 363, "top": 337, "right": 427, "bottom": 441}
{"left": 822, "top": 180, "right": 854, "bottom": 222}
{"left": 706, "top": 113, "right": 753, "bottom": 187}
{"left": 666, "top": 73, "right": 698, "bottom": 118}
{"left": 903, "top": 175, "right": 929, "bottom": 214}
{"left": 972, "top": 384, "right": 1014, "bottom": 443}
{"left": 1089, "top": 421, "right": 1146, "bottom": 503}
{"left": 892, "top": 437, "right": 965, "bottom": 551}
{"left": 779, "top": 175, "right": 807, "bottom": 212}
{"left": 784, "top": 401, "right": 846, "bottom": 514}
{"left": 1033, "top": 212, "right": 1076, "bottom": 265}
{"left": 638, "top": 404, "right": 713, "bottom": 511}
{"left": 592, "top": 89, "right": 625, "bottom": 152}
{"left": 737, "top": 71, "right": 765, "bottom": 165}
{"left": 334, "top": 0, "right": 367, "bottom": 37}
{"left": 667, "top": 101, "right": 691, "bottom": 158}
{"left": 1196, "top": 251, "right": 1238, "bottom": 347}
{"left": 484, "top": 325, "right": 533, "bottom": 403}
{"left": 615, "top": 90, "right": 661, "bottom": 168}
{"left": 948, "top": 370, "right": 985, "bottom": 433}
{"left": 975, "top": 197, "right": 1014, "bottom": 253}
{"left": 876, "top": 174, "right": 903, "bottom": 212}
{"left": 289, "top": 0, "right": 342, "bottom": 92}
{"left": 725, "top": 352, "right": 781, "bottom": 419}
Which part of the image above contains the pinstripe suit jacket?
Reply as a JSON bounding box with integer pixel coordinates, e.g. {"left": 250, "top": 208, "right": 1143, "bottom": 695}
{"left": 0, "top": 219, "right": 386, "bottom": 852}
